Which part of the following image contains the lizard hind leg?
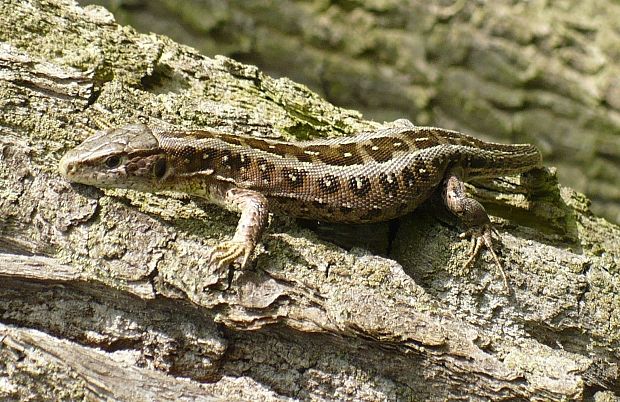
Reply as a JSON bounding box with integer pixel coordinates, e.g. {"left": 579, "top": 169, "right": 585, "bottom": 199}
{"left": 442, "top": 173, "right": 509, "bottom": 291}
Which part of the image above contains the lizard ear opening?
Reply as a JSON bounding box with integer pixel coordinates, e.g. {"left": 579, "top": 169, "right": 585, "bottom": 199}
{"left": 153, "top": 158, "right": 167, "bottom": 179}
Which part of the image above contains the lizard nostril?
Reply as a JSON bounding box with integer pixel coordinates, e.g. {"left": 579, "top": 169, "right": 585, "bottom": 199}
{"left": 59, "top": 157, "right": 75, "bottom": 178}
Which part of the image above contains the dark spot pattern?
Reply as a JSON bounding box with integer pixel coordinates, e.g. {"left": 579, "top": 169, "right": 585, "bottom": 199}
{"left": 317, "top": 174, "right": 341, "bottom": 194}
{"left": 379, "top": 172, "right": 400, "bottom": 198}
{"left": 199, "top": 147, "right": 220, "bottom": 170}
{"left": 414, "top": 162, "right": 432, "bottom": 183}
{"left": 401, "top": 167, "right": 417, "bottom": 188}
{"left": 256, "top": 157, "right": 275, "bottom": 184}
{"left": 348, "top": 175, "right": 371, "bottom": 196}
{"left": 219, "top": 149, "right": 233, "bottom": 168}
{"left": 281, "top": 167, "right": 306, "bottom": 189}
{"left": 227, "top": 152, "right": 250, "bottom": 171}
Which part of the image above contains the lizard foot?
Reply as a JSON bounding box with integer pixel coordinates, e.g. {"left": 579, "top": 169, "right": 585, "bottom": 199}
{"left": 459, "top": 224, "right": 509, "bottom": 292}
{"left": 208, "top": 240, "right": 253, "bottom": 271}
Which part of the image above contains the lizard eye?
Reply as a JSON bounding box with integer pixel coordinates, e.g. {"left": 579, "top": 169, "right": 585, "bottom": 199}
{"left": 153, "top": 158, "right": 167, "bottom": 179}
{"left": 104, "top": 155, "right": 122, "bottom": 169}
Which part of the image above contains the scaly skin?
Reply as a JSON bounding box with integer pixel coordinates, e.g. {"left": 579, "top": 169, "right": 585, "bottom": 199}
{"left": 59, "top": 119, "right": 542, "bottom": 289}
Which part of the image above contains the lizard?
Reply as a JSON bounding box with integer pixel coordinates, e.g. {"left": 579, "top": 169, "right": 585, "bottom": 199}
{"left": 58, "top": 119, "right": 542, "bottom": 288}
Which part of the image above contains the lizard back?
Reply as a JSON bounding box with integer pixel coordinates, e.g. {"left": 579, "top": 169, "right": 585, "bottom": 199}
{"left": 151, "top": 122, "right": 541, "bottom": 223}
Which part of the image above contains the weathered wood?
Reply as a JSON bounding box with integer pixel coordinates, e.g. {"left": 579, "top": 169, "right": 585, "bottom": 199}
{"left": 0, "top": 1, "right": 619, "bottom": 400}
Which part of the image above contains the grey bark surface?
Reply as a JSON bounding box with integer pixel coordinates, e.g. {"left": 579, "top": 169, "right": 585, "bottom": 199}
{"left": 81, "top": 0, "right": 620, "bottom": 225}
{"left": 0, "top": 1, "right": 619, "bottom": 401}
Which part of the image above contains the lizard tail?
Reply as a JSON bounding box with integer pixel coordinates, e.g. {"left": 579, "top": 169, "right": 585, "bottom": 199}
{"left": 459, "top": 143, "right": 542, "bottom": 178}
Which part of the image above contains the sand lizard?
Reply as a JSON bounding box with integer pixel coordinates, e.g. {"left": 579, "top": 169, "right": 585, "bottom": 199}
{"left": 59, "top": 119, "right": 542, "bottom": 288}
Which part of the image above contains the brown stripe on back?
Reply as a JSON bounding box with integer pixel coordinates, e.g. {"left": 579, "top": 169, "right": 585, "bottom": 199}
{"left": 243, "top": 137, "right": 276, "bottom": 154}
{"left": 362, "top": 137, "right": 396, "bottom": 163}
{"left": 327, "top": 143, "right": 365, "bottom": 166}
{"left": 405, "top": 129, "right": 442, "bottom": 149}
{"left": 217, "top": 135, "right": 243, "bottom": 146}
{"left": 165, "top": 129, "right": 220, "bottom": 140}
{"left": 303, "top": 144, "right": 362, "bottom": 166}
{"left": 418, "top": 127, "right": 482, "bottom": 148}
{"left": 388, "top": 137, "right": 411, "bottom": 152}
{"left": 169, "top": 145, "right": 198, "bottom": 159}
{"left": 268, "top": 143, "right": 308, "bottom": 160}
{"left": 237, "top": 137, "right": 315, "bottom": 162}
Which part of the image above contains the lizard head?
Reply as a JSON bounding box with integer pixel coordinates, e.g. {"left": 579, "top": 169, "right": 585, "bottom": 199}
{"left": 59, "top": 124, "right": 172, "bottom": 192}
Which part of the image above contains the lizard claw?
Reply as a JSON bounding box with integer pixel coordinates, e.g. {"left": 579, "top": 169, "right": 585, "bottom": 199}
{"left": 208, "top": 240, "right": 253, "bottom": 271}
{"left": 460, "top": 224, "right": 509, "bottom": 292}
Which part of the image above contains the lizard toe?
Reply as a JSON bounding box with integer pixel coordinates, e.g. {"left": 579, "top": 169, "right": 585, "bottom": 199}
{"left": 209, "top": 240, "right": 253, "bottom": 270}
{"left": 460, "top": 224, "right": 509, "bottom": 292}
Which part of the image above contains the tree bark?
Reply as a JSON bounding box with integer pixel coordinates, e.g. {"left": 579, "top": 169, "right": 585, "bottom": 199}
{"left": 0, "top": 1, "right": 619, "bottom": 401}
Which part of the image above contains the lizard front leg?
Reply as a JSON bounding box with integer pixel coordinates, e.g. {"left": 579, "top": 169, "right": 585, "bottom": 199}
{"left": 208, "top": 188, "right": 269, "bottom": 270}
{"left": 442, "top": 172, "right": 508, "bottom": 291}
